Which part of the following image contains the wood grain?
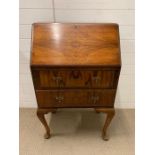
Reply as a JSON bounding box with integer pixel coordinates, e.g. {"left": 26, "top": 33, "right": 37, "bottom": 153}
{"left": 31, "top": 69, "right": 120, "bottom": 89}
{"left": 35, "top": 89, "right": 116, "bottom": 108}
{"left": 30, "top": 23, "right": 121, "bottom": 140}
{"left": 31, "top": 23, "right": 121, "bottom": 66}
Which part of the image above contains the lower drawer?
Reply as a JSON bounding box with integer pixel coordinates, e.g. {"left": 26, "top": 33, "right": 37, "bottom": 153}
{"left": 36, "top": 89, "right": 116, "bottom": 108}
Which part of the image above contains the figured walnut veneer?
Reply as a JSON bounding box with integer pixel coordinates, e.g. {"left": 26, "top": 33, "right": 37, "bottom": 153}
{"left": 30, "top": 23, "right": 121, "bottom": 140}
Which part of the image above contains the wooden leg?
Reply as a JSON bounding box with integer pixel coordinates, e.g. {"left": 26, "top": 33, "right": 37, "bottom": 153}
{"left": 37, "top": 109, "right": 51, "bottom": 139}
{"left": 95, "top": 108, "right": 115, "bottom": 141}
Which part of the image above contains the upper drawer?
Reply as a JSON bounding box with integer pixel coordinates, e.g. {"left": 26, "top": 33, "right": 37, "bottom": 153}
{"left": 31, "top": 69, "right": 120, "bottom": 89}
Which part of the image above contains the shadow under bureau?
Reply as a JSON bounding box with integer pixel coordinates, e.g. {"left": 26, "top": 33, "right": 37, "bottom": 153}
{"left": 30, "top": 23, "right": 121, "bottom": 140}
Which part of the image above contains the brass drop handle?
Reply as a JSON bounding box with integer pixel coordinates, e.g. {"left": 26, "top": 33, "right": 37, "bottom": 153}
{"left": 91, "top": 96, "right": 99, "bottom": 104}
{"left": 92, "top": 76, "right": 101, "bottom": 84}
{"left": 55, "top": 96, "right": 64, "bottom": 103}
{"left": 52, "top": 76, "right": 64, "bottom": 87}
{"left": 53, "top": 76, "right": 62, "bottom": 81}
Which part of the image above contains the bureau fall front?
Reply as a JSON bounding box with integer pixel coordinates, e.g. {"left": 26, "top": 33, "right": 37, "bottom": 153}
{"left": 30, "top": 23, "right": 121, "bottom": 140}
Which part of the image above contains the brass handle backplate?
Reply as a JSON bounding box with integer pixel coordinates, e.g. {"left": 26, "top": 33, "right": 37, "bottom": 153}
{"left": 55, "top": 96, "right": 64, "bottom": 103}
{"left": 91, "top": 96, "right": 99, "bottom": 104}
{"left": 52, "top": 76, "right": 64, "bottom": 87}
{"left": 92, "top": 76, "right": 101, "bottom": 84}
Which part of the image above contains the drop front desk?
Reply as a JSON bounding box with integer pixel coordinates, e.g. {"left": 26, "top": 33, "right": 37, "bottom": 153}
{"left": 30, "top": 23, "right": 121, "bottom": 140}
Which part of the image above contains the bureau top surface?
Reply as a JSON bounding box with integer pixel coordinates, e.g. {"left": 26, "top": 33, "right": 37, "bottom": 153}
{"left": 31, "top": 23, "right": 121, "bottom": 67}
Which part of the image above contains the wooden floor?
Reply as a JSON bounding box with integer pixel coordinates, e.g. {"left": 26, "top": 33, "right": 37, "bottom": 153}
{"left": 20, "top": 108, "right": 135, "bottom": 155}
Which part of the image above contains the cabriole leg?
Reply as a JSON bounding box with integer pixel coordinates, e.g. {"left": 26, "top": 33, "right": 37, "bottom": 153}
{"left": 37, "top": 109, "right": 51, "bottom": 139}
{"left": 95, "top": 108, "right": 115, "bottom": 141}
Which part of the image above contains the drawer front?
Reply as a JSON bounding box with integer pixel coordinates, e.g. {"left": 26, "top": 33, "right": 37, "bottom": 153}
{"left": 32, "top": 69, "right": 119, "bottom": 89}
{"left": 36, "top": 89, "right": 116, "bottom": 108}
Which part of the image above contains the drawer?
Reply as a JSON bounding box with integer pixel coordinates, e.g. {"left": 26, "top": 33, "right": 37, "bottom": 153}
{"left": 35, "top": 89, "right": 116, "bottom": 108}
{"left": 32, "top": 69, "right": 119, "bottom": 89}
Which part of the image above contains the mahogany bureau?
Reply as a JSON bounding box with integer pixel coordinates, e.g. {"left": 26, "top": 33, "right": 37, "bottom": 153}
{"left": 30, "top": 23, "right": 121, "bottom": 140}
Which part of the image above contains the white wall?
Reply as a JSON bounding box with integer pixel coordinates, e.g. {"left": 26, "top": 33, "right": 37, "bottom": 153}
{"left": 19, "top": 0, "right": 135, "bottom": 108}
